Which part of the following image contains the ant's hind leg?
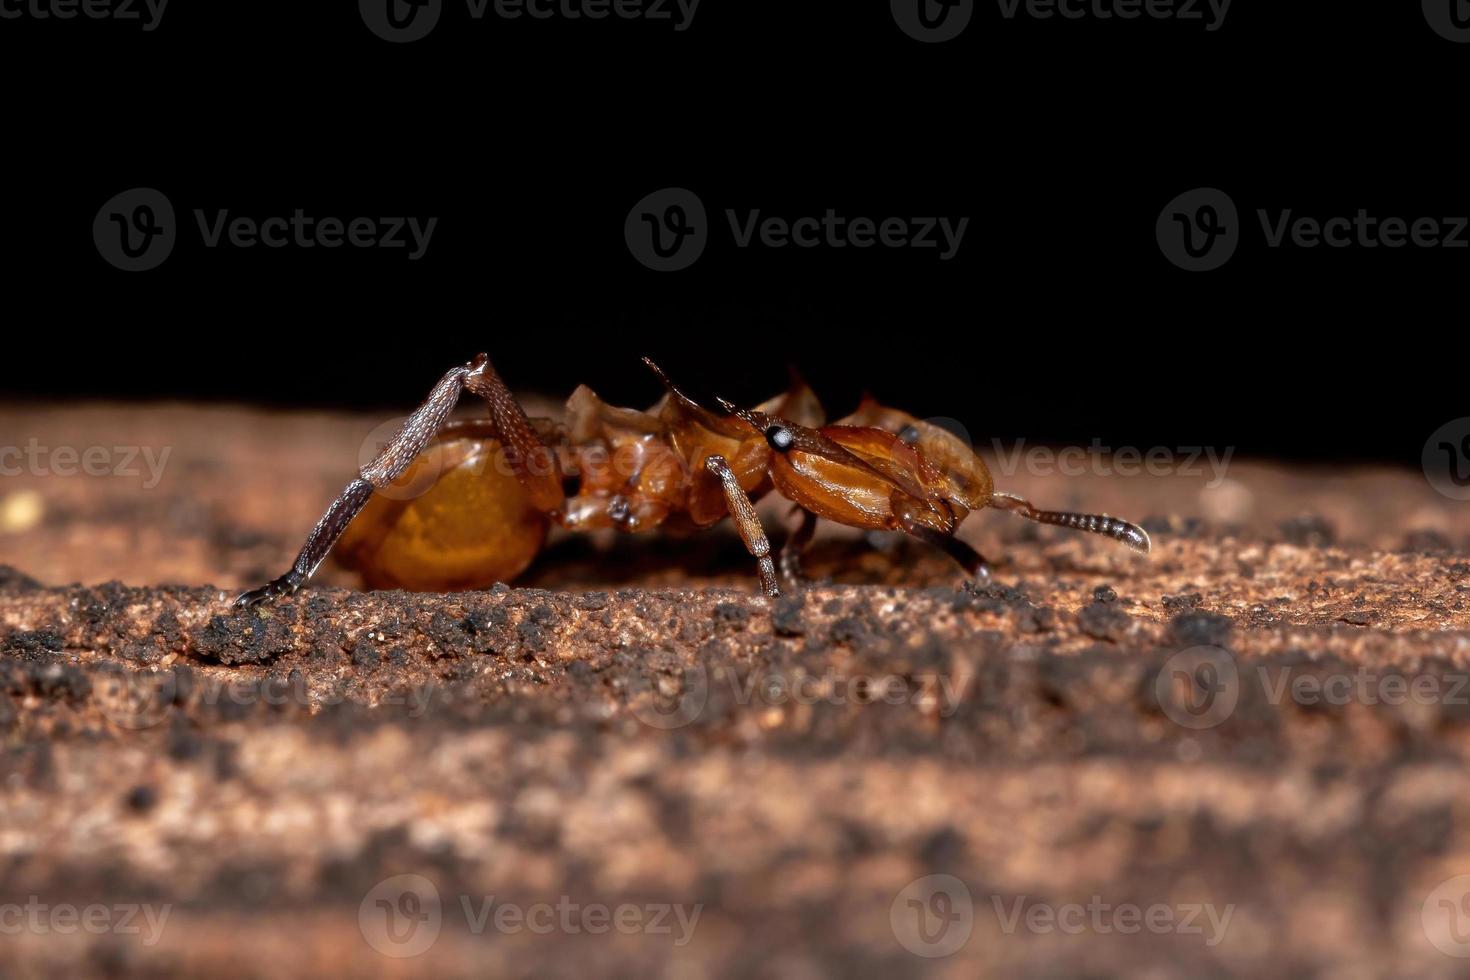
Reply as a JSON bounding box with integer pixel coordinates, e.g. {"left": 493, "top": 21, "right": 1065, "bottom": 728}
{"left": 235, "top": 354, "right": 561, "bottom": 606}
{"left": 778, "top": 507, "right": 817, "bottom": 591}
{"left": 898, "top": 517, "right": 992, "bottom": 587}
{"left": 705, "top": 454, "right": 780, "bottom": 598}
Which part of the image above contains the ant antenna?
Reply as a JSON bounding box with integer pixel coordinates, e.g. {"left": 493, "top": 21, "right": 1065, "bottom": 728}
{"left": 991, "top": 492, "right": 1151, "bottom": 554}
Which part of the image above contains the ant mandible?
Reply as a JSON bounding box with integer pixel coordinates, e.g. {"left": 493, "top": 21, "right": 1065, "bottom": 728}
{"left": 236, "top": 354, "right": 1149, "bottom": 605}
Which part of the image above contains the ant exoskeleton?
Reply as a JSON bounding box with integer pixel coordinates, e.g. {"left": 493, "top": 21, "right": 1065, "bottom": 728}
{"left": 236, "top": 354, "right": 1149, "bottom": 605}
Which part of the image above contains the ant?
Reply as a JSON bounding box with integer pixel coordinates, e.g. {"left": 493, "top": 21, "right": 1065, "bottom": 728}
{"left": 236, "top": 354, "right": 1150, "bottom": 606}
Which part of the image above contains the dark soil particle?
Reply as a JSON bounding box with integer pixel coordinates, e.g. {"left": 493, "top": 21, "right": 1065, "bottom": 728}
{"left": 712, "top": 602, "right": 750, "bottom": 628}
{"left": 0, "top": 565, "right": 43, "bottom": 591}
{"left": 1076, "top": 601, "right": 1132, "bottom": 642}
{"left": 1168, "top": 610, "right": 1235, "bottom": 648}
{"left": 123, "top": 784, "right": 158, "bottom": 814}
{"left": 1280, "top": 514, "right": 1338, "bottom": 547}
{"left": 770, "top": 596, "right": 807, "bottom": 637}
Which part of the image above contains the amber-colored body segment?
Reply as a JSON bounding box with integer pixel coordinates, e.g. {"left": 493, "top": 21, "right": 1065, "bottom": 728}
{"left": 336, "top": 433, "right": 548, "bottom": 591}
{"left": 236, "top": 354, "right": 1149, "bottom": 605}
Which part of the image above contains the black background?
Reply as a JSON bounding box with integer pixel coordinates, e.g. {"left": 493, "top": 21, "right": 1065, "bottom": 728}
{"left": 0, "top": 0, "right": 1454, "bottom": 465}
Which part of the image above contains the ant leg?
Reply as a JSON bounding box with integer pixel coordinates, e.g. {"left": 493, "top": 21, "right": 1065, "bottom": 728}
{"left": 461, "top": 357, "right": 563, "bottom": 512}
{"left": 778, "top": 507, "right": 817, "bottom": 591}
{"left": 989, "top": 491, "right": 1151, "bottom": 554}
{"left": 898, "top": 517, "right": 992, "bottom": 587}
{"left": 236, "top": 354, "right": 561, "bottom": 606}
{"left": 705, "top": 454, "right": 780, "bottom": 598}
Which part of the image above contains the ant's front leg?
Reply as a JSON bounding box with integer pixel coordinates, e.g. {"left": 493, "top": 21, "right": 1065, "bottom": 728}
{"left": 898, "top": 516, "right": 992, "bottom": 588}
{"left": 235, "top": 354, "right": 561, "bottom": 606}
{"left": 705, "top": 454, "right": 780, "bottom": 598}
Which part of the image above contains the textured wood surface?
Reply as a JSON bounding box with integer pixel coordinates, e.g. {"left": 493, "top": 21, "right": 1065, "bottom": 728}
{"left": 2, "top": 404, "right": 1469, "bottom": 977}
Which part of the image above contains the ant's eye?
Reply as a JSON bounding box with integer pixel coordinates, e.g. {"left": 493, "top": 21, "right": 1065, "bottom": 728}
{"left": 766, "top": 425, "right": 795, "bottom": 452}
{"left": 898, "top": 425, "right": 921, "bottom": 445}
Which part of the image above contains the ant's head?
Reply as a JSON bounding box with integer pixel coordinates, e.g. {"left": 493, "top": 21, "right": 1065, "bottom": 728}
{"left": 714, "top": 398, "right": 803, "bottom": 453}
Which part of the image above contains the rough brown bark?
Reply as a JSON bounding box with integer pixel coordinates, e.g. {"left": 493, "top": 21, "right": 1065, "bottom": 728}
{"left": 2, "top": 405, "right": 1469, "bottom": 977}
